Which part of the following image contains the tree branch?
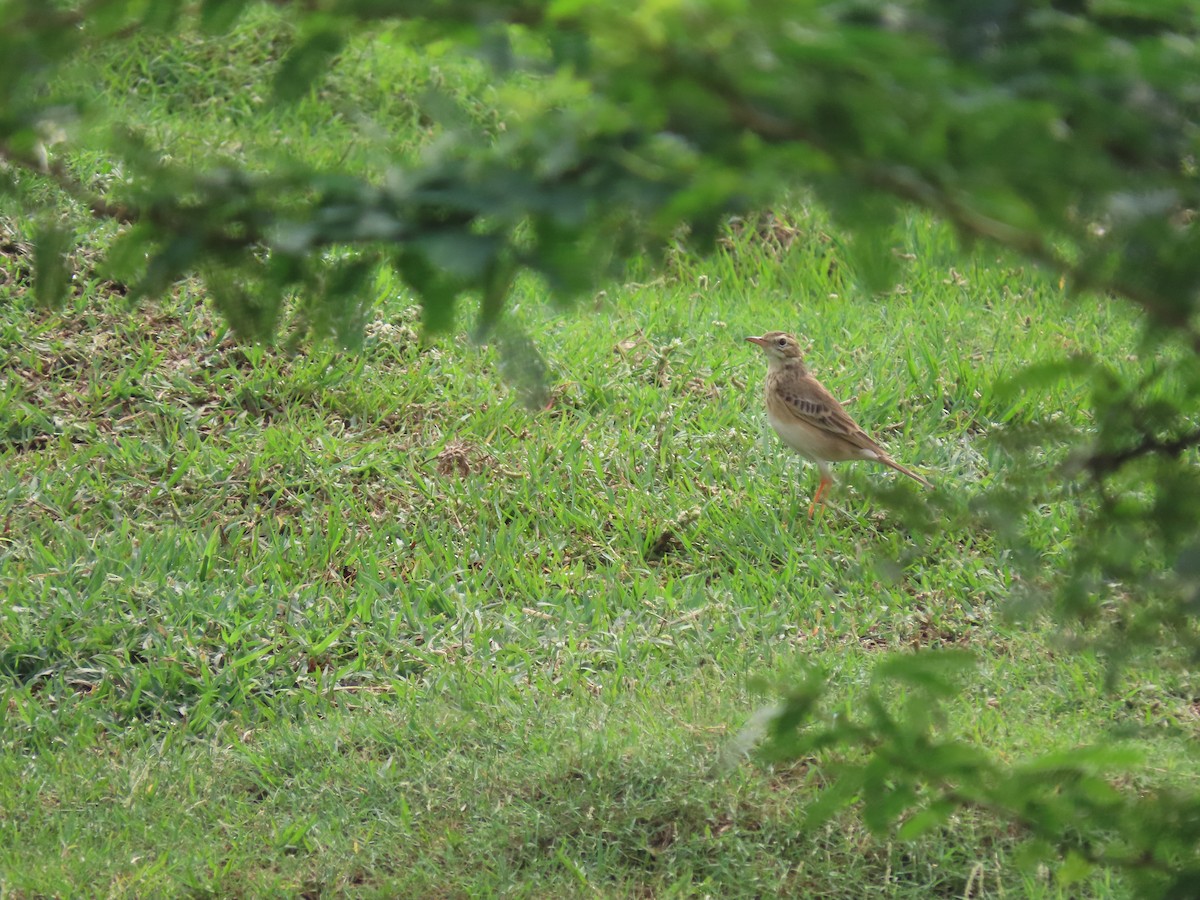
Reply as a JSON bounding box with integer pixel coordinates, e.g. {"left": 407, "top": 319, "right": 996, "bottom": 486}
{"left": 1086, "top": 426, "right": 1200, "bottom": 477}
{"left": 0, "top": 143, "right": 139, "bottom": 226}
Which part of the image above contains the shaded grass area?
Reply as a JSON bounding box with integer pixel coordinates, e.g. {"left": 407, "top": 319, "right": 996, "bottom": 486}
{"left": 2, "top": 7, "right": 1198, "bottom": 897}
{"left": 0, "top": 658, "right": 1146, "bottom": 897}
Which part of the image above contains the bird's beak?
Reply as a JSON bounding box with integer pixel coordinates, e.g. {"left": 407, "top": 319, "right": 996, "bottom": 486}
{"left": 745, "top": 336, "right": 766, "bottom": 346}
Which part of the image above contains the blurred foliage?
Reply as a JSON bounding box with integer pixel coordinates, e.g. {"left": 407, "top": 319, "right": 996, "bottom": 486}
{"left": 753, "top": 653, "right": 1200, "bottom": 898}
{"left": 2, "top": 0, "right": 1199, "bottom": 893}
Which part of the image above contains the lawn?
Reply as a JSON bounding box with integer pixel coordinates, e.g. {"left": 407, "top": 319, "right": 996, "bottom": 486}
{"left": 1, "top": 9, "right": 1197, "bottom": 898}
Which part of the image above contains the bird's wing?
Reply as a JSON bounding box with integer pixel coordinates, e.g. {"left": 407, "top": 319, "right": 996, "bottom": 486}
{"left": 773, "top": 374, "right": 887, "bottom": 455}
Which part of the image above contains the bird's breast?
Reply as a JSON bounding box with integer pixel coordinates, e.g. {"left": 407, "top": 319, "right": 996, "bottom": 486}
{"left": 766, "top": 408, "right": 876, "bottom": 463}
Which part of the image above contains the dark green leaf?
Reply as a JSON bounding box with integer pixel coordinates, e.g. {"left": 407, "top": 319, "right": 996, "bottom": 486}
{"left": 101, "top": 222, "right": 156, "bottom": 284}
{"left": 862, "top": 779, "right": 918, "bottom": 835}
{"left": 33, "top": 225, "right": 72, "bottom": 308}
{"left": 994, "top": 355, "right": 1099, "bottom": 401}
{"left": 1017, "top": 745, "right": 1144, "bottom": 775}
{"left": 273, "top": 28, "right": 344, "bottom": 103}
{"left": 896, "top": 799, "right": 956, "bottom": 840}
{"left": 140, "top": 0, "right": 184, "bottom": 32}
{"left": 1056, "top": 851, "right": 1094, "bottom": 887}
{"left": 873, "top": 650, "right": 976, "bottom": 698}
{"left": 199, "top": 0, "right": 246, "bottom": 34}
{"left": 803, "top": 765, "right": 865, "bottom": 830}
{"left": 495, "top": 326, "right": 550, "bottom": 409}
{"left": 416, "top": 233, "right": 499, "bottom": 281}
{"left": 1166, "top": 869, "right": 1200, "bottom": 900}
{"left": 475, "top": 255, "right": 515, "bottom": 337}
{"left": 134, "top": 234, "right": 201, "bottom": 302}
{"left": 394, "top": 248, "right": 456, "bottom": 333}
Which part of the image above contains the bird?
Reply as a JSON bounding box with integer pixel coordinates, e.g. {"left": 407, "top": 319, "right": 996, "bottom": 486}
{"left": 745, "top": 331, "right": 931, "bottom": 518}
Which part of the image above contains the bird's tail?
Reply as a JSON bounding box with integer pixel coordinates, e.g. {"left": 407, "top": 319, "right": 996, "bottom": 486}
{"left": 881, "top": 456, "right": 933, "bottom": 489}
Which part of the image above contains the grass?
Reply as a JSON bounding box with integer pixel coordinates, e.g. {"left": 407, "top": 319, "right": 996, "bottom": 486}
{"left": 2, "top": 8, "right": 1198, "bottom": 898}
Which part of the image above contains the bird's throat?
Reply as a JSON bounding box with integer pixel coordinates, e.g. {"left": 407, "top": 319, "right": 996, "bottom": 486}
{"left": 769, "top": 357, "right": 807, "bottom": 376}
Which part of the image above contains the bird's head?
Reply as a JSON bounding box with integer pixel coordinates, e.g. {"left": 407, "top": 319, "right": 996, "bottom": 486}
{"left": 745, "top": 331, "right": 804, "bottom": 364}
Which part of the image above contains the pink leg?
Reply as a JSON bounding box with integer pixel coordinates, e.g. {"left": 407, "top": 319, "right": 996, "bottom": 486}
{"left": 808, "top": 474, "right": 832, "bottom": 520}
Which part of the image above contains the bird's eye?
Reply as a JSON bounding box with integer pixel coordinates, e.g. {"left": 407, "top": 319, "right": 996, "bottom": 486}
{"left": 776, "top": 338, "right": 787, "bottom": 347}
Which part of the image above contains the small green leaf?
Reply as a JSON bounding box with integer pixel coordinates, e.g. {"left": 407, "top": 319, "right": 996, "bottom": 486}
{"left": 394, "top": 248, "right": 456, "bottom": 332}
{"left": 274, "top": 28, "right": 344, "bottom": 103}
{"left": 33, "top": 225, "right": 72, "bottom": 308}
{"left": 475, "top": 255, "right": 515, "bottom": 337}
{"left": 803, "top": 765, "right": 866, "bottom": 830}
{"left": 140, "top": 0, "right": 184, "bottom": 32}
{"left": 416, "top": 233, "right": 499, "bottom": 281}
{"left": 200, "top": 0, "right": 246, "bottom": 34}
{"left": 1017, "top": 744, "right": 1143, "bottom": 774}
{"left": 916, "top": 741, "right": 991, "bottom": 777}
{"left": 862, "top": 780, "right": 918, "bottom": 835}
{"left": 768, "top": 678, "right": 825, "bottom": 736}
{"left": 102, "top": 222, "right": 156, "bottom": 284}
{"left": 896, "top": 799, "right": 955, "bottom": 840}
{"left": 496, "top": 326, "right": 550, "bottom": 409}
{"left": 203, "top": 265, "right": 281, "bottom": 341}
{"left": 873, "top": 650, "right": 976, "bottom": 697}
{"left": 1057, "top": 850, "right": 1094, "bottom": 887}
{"left": 321, "top": 257, "right": 376, "bottom": 349}
{"left": 994, "top": 355, "right": 1099, "bottom": 401}
{"left": 134, "top": 233, "right": 201, "bottom": 301}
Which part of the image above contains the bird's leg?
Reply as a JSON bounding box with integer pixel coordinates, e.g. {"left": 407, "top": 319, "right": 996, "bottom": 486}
{"left": 807, "top": 473, "right": 832, "bottom": 520}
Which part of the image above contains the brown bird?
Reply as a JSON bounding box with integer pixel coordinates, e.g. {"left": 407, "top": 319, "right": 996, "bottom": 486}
{"left": 746, "top": 331, "right": 931, "bottom": 517}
